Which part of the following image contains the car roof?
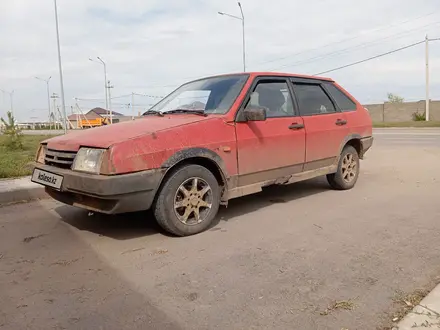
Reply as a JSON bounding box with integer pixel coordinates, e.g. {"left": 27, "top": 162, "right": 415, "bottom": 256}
{"left": 204, "top": 71, "right": 334, "bottom": 82}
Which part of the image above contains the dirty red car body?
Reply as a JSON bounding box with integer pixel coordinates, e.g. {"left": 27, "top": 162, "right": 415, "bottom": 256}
{"left": 32, "top": 72, "right": 373, "bottom": 236}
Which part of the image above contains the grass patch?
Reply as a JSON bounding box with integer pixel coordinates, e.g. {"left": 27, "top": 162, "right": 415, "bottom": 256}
{"left": 0, "top": 135, "right": 54, "bottom": 179}
{"left": 373, "top": 121, "right": 440, "bottom": 128}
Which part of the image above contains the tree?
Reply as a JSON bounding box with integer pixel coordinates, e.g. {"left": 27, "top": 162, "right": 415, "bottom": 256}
{"left": 387, "top": 93, "right": 404, "bottom": 103}
{"left": 0, "top": 111, "right": 23, "bottom": 150}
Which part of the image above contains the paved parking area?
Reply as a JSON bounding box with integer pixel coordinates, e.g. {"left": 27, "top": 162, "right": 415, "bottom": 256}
{"left": 1, "top": 129, "right": 440, "bottom": 330}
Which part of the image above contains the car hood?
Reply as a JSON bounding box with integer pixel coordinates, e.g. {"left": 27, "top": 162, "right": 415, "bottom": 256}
{"left": 45, "top": 115, "right": 210, "bottom": 151}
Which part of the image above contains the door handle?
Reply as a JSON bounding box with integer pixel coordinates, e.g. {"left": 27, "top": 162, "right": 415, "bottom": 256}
{"left": 335, "top": 119, "right": 347, "bottom": 126}
{"left": 288, "top": 123, "right": 304, "bottom": 130}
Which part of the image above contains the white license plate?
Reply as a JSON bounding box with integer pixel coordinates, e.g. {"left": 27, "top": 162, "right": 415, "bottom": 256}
{"left": 31, "top": 169, "right": 63, "bottom": 190}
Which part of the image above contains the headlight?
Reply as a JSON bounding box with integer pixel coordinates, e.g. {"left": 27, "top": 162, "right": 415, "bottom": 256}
{"left": 36, "top": 145, "right": 46, "bottom": 164}
{"left": 72, "top": 148, "right": 105, "bottom": 174}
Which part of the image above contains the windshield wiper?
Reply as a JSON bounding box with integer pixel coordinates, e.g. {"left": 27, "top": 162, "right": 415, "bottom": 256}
{"left": 166, "top": 109, "right": 207, "bottom": 117}
{"left": 143, "top": 110, "right": 164, "bottom": 117}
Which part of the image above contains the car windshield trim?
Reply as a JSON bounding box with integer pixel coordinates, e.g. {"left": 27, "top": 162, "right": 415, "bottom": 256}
{"left": 166, "top": 109, "right": 208, "bottom": 117}
{"left": 143, "top": 74, "right": 249, "bottom": 116}
{"left": 143, "top": 110, "right": 164, "bottom": 117}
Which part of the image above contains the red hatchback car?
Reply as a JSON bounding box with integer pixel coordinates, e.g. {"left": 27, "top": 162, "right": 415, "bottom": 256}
{"left": 32, "top": 72, "right": 373, "bottom": 236}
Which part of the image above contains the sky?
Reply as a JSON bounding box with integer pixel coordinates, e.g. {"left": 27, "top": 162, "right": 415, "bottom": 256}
{"left": 1, "top": 0, "right": 440, "bottom": 122}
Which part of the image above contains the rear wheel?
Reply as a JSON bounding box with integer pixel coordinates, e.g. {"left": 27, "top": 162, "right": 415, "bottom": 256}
{"left": 153, "top": 164, "right": 220, "bottom": 236}
{"left": 327, "top": 145, "right": 360, "bottom": 190}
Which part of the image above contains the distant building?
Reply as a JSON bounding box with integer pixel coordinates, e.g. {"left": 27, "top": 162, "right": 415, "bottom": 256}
{"left": 15, "top": 107, "right": 136, "bottom": 130}
{"left": 89, "top": 107, "right": 123, "bottom": 118}
{"left": 68, "top": 107, "right": 125, "bottom": 128}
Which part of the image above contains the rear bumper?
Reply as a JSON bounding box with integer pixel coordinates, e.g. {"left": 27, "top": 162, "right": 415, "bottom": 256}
{"left": 32, "top": 164, "right": 166, "bottom": 214}
{"left": 360, "top": 136, "right": 373, "bottom": 157}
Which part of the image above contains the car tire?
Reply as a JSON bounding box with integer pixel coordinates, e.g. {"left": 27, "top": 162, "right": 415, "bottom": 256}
{"left": 327, "top": 145, "right": 360, "bottom": 190}
{"left": 153, "top": 164, "right": 220, "bottom": 236}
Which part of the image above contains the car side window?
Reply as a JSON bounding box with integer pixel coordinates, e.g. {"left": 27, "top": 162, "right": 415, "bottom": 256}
{"left": 292, "top": 83, "right": 336, "bottom": 116}
{"left": 324, "top": 83, "right": 357, "bottom": 112}
{"left": 244, "top": 81, "right": 295, "bottom": 118}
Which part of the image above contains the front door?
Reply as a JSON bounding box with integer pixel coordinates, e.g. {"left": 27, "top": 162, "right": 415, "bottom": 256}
{"left": 235, "top": 78, "right": 306, "bottom": 186}
{"left": 291, "top": 82, "right": 349, "bottom": 170}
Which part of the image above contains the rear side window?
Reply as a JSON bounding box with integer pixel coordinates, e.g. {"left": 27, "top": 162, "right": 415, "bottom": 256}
{"left": 292, "top": 84, "right": 336, "bottom": 116}
{"left": 325, "top": 83, "right": 357, "bottom": 112}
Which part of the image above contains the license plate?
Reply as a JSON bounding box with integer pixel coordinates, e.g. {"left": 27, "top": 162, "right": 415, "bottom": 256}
{"left": 31, "top": 169, "right": 63, "bottom": 190}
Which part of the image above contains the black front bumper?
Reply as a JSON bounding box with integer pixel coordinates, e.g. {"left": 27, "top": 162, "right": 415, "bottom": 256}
{"left": 33, "top": 164, "right": 166, "bottom": 214}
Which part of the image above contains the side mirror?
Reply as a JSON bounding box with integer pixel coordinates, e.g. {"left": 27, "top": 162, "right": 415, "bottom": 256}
{"left": 242, "top": 107, "right": 267, "bottom": 122}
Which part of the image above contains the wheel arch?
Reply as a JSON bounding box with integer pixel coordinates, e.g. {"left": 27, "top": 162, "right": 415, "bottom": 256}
{"left": 339, "top": 134, "right": 364, "bottom": 159}
{"left": 159, "top": 148, "right": 229, "bottom": 201}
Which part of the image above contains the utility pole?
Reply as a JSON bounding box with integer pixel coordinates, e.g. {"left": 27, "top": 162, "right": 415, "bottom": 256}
{"left": 424, "top": 36, "right": 440, "bottom": 121}
{"left": 51, "top": 93, "right": 59, "bottom": 129}
{"left": 425, "top": 35, "right": 430, "bottom": 121}
{"left": 35, "top": 76, "right": 52, "bottom": 127}
{"left": 10, "top": 91, "right": 13, "bottom": 117}
{"left": 131, "top": 92, "right": 136, "bottom": 119}
{"left": 53, "top": 0, "right": 67, "bottom": 133}
{"left": 107, "top": 80, "right": 114, "bottom": 124}
{"left": 0, "top": 89, "right": 14, "bottom": 117}
{"left": 57, "top": 106, "right": 61, "bottom": 129}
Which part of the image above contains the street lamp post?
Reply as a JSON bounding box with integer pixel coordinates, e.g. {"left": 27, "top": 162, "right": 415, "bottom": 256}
{"left": 53, "top": 0, "right": 67, "bottom": 133}
{"left": 89, "top": 57, "right": 109, "bottom": 109}
{"left": 218, "top": 2, "right": 246, "bottom": 72}
{"left": 0, "top": 89, "right": 14, "bottom": 117}
{"left": 35, "top": 76, "right": 52, "bottom": 128}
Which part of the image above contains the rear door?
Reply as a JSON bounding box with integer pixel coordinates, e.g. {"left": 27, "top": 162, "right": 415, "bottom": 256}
{"left": 323, "top": 82, "right": 373, "bottom": 138}
{"left": 291, "top": 80, "right": 349, "bottom": 170}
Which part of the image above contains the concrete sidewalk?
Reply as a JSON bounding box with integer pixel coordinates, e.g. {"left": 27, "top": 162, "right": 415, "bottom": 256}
{"left": 396, "top": 284, "right": 440, "bottom": 329}
{"left": 0, "top": 176, "right": 47, "bottom": 205}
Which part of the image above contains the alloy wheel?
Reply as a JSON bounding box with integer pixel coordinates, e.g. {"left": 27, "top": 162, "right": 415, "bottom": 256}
{"left": 341, "top": 153, "right": 357, "bottom": 183}
{"left": 173, "top": 177, "right": 213, "bottom": 225}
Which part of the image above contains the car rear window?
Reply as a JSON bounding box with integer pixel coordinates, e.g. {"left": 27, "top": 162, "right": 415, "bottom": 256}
{"left": 325, "top": 83, "right": 357, "bottom": 112}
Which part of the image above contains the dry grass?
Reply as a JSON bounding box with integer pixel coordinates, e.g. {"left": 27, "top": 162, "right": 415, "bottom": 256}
{"left": 390, "top": 289, "right": 429, "bottom": 323}
{"left": 320, "top": 299, "right": 356, "bottom": 316}
{"left": 378, "top": 288, "right": 431, "bottom": 329}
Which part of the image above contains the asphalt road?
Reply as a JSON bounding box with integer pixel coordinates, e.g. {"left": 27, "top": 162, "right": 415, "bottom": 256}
{"left": 373, "top": 128, "right": 440, "bottom": 147}
{"left": 1, "top": 129, "right": 440, "bottom": 330}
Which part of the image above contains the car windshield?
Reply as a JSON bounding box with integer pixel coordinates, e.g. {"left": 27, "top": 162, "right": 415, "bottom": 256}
{"left": 145, "top": 74, "right": 249, "bottom": 115}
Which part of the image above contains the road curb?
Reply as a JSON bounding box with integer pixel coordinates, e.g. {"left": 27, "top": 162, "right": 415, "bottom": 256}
{"left": 0, "top": 186, "right": 48, "bottom": 205}
{"left": 396, "top": 284, "right": 440, "bottom": 329}
{"left": 0, "top": 177, "right": 49, "bottom": 206}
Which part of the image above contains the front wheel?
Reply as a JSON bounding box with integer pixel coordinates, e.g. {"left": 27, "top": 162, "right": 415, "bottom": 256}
{"left": 153, "top": 164, "right": 220, "bottom": 236}
{"left": 327, "top": 145, "right": 360, "bottom": 190}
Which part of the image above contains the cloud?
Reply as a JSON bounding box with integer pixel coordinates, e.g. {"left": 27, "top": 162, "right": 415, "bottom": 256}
{"left": 1, "top": 0, "right": 440, "bottom": 121}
